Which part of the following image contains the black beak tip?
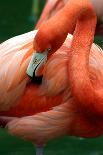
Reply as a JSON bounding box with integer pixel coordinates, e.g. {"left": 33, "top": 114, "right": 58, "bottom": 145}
{"left": 32, "top": 72, "right": 43, "bottom": 85}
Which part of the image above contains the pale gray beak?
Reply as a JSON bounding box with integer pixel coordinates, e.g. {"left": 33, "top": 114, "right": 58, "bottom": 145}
{"left": 27, "top": 50, "right": 48, "bottom": 78}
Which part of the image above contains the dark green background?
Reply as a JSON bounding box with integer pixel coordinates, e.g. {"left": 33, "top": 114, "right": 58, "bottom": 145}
{"left": 0, "top": 0, "right": 103, "bottom": 155}
{"left": 0, "top": 0, "right": 45, "bottom": 42}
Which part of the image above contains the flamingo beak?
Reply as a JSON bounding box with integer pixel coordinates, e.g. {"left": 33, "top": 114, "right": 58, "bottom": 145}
{"left": 27, "top": 50, "right": 48, "bottom": 78}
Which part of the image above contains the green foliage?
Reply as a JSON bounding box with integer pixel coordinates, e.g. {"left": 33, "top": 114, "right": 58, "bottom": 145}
{"left": 1, "top": 129, "right": 103, "bottom": 155}
{"left": 0, "top": 0, "right": 45, "bottom": 42}
{"left": 94, "top": 36, "right": 103, "bottom": 48}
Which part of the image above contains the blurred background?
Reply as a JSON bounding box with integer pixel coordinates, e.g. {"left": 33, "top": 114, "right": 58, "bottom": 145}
{"left": 0, "top": 0, "right": 45, "bottom": 42}
{"left": 0, "top": 0, "right": 103, "bottom": 155}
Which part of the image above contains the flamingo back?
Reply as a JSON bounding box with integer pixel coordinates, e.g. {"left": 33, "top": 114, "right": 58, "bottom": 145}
{"left": 0, "top": 31, "right": 36, "bottom": 111}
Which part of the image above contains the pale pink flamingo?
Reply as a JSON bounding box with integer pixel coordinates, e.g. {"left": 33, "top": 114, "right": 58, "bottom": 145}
{"left": 0, "top": 0, "right": 103, "bottom": 155}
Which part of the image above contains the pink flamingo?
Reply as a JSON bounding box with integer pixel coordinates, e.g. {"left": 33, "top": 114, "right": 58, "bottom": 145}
{"left": 0, "top": 0, "right": 103, "bottom": 154}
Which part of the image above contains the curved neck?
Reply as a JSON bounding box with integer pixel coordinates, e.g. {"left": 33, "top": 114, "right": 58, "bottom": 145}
{"left": 67, "top": 1, "right": 103, "bottom": 117}
{"left": 43, "top": 0, "right": 96, "bottom": 52}
{"left": 35, "top": 0, "right": 63, "bottom": 29}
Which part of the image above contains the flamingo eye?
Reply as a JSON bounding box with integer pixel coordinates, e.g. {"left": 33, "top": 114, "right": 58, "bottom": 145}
{"left": 34, "top": 58, "right": 39, "bottom": 64}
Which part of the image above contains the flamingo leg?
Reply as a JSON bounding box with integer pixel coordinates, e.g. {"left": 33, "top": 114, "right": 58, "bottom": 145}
{"left": 35, "top": 145, "right": 44, "bottom": 155}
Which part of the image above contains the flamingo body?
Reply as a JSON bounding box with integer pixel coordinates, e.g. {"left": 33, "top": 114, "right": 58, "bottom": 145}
{"left": 0, "top": 0, "right": 103, "bottom": 147}
{"left": 0, "top": 30, "right": 103, "bottom": 144}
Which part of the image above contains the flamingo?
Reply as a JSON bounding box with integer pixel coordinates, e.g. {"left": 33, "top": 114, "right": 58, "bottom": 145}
{"left": 0, "top": 0, "right": 103, "bottom": 155}
{"left": 36, "top": 0, "right": 103, "bottom": 35}
{"left": 35, "top": 0, "right": 68, "bottom": 29}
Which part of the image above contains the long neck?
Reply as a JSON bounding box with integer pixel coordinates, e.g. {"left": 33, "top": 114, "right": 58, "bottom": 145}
{"left": 35, "top": 0, "right": 63, "bottom": 29}
{"left": 44, "top": 0, "right": 96, "bottom": 51}
{"left": 45, "top": 0, "right": 101, "bottom": 117}
{"left": 67, "top": 1, "right": 103, "bottom": 117}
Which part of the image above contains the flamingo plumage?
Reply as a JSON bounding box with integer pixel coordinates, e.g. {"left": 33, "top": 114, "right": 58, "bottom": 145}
{"left": 7, "top": 36, "right": 103, "bottom": 143}
{"left": 0, "top": 0, "right": 103, "bottom": 154}
{"left": 35, "top": 0, "right": 68, "bottom": 29}
{"left": 0, "top": 30, "right": 63, "bottom": 116}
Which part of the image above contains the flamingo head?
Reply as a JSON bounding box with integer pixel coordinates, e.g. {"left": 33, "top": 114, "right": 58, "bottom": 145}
{"left": 32, "top": 21, "right": 66, "bottom": 78}
{"left": 32, "top": 27, "right": 52, "bottom": 78}
{"left": 34, "top": 15, "right": 69, "bottom": 52}
{"left": 34, "top": 27, "right": 52, "bottom": 53}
